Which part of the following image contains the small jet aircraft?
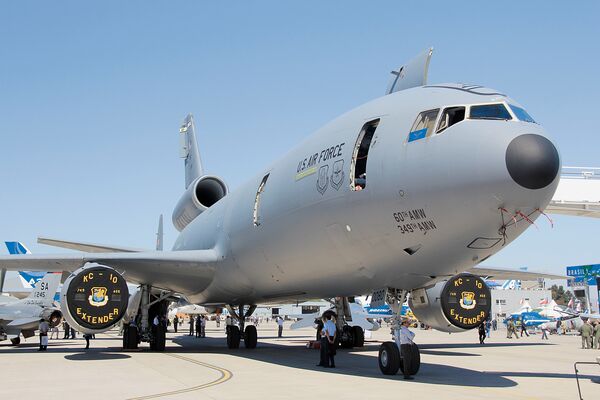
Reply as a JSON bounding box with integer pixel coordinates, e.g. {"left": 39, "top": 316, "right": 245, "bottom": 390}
{"left": 0, "top": 272, "right": 62, "bottom": 345}
{"left": 1, "top": 242, "right": 58, "bottom": 300}
{"left": 0, "top": 48, "right": 565, "bottom": 375}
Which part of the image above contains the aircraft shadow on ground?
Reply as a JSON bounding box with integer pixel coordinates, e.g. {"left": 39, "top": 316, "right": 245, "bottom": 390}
{"left": 170, "top": 335, "right": 519, "bottom": 387}
{"left": 0, "top": 340, "right": 131, "bottom": 361}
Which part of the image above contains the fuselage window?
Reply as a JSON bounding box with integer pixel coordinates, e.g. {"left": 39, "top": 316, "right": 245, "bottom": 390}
{"left": 351, "top": 119, "right": 379, "bottom": 191}
{"left": 436, "top": 106, "right": 465, "bottom": 133}
{"left": 509, "top": 104, "right": 536, "bottom": 123}
{"left": 408, "top": 109, "right": 439, "bottom": 142}
{"left": 469, "top": 104, "right": 512, "bottom": 120}
{"left": 253, "top": 173, "right": 270, "bottom": 226}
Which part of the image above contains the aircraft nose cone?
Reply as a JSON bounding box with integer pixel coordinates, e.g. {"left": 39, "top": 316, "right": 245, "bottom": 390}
{"left": 505, "top": 134, "right": 559, "bottom": 190}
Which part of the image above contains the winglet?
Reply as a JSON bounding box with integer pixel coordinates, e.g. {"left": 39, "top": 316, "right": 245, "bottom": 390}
{"left": 386, "top": 47, "right": 433, "bottom": 95}
{"left": 179, "top": 114, "right": 204, "bottom": 189}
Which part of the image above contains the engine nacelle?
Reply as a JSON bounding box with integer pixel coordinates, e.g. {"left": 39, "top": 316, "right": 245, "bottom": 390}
{"left": 41, "top": 309, "right": 63, "bottom": 328}
{"left": 60, "top": 265, "right": 129, "bottom": 334}
{"left": 172, "top": 175, "right": 228, "bottom": 231}
{"left": 409, "top": 273, "right": 491, "bottom": 333}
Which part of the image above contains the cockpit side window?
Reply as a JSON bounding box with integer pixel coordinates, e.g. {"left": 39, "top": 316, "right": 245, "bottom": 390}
{"left": 469, "top": 104, "right": 512, "bottom": 120}
{"left": 509, "top": 104, "right": 536, "bottom": 123}
{"left": 436, "top": 106, "right": 465, "bottom": 133}
{"left": 408, "top": 109, "right": 439, "bottom": 142}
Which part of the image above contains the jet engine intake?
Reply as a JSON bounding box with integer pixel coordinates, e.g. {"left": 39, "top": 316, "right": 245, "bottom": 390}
{"left": 172, "top": 175, "right": 228, "bottom": 231}
{"left": 60, "top": 265, "right": 129, "bottom": 334}
{"left": 409, "top": 273, "right": 491, "bottom": 333}
{"left": 41, "top": 309, "right": 63, "bottom": 328}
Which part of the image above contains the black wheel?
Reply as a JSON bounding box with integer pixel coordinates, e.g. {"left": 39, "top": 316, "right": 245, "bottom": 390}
{"left": 398, "top": 343, "right": 420, "bottom": 375}
{"left": 352, "top": 326, "right": 364, "bottom": 347}
{"left": 244, "top": 325, "right": 257, "bottom": 349}
{"left": 378, "top": 342, "right": 400, "bottom": 375}
{"left": 227, "top": 326, "right": 241, "bottom": 349}
{"left": 340, "top": 325, "right": 354, "bottom": 348}
{"left": 10, "top": 337, "right": 20, "bottom": 345}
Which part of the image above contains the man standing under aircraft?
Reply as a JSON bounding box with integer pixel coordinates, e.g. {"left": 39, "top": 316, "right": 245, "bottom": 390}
{"left": 594, "top": 321, "right": 600, "bottom": 349}
{"left": 173, "top": 315, "right": 179, "bottom": 333}
{"left": 322, "top": 314, "right": 337, "bottom": 368}
{"left": 188, "top": 315, "right": 194, "bottom": 336}
{"left": 400, "top": 319, "right": 415, "bottom": 380}
{"left": 276, "top": 316, "right": 284, "bottom": 338}
{"left": 38, "top": 319, "right": 49, "bottom": 351}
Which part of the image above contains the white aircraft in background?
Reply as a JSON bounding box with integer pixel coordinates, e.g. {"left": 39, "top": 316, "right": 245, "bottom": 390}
{"left": 0, "top": 48, "right": 567, "bottom": 375}
{"left": 0, "top": 272, "right": 62, "bottom": 345}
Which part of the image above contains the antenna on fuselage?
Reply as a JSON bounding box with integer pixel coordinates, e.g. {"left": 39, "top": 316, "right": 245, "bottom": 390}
{"left": 386, "top": 47, "right": 433, "bottom": 95}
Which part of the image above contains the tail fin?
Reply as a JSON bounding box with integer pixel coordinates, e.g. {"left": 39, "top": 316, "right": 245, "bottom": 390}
{"left": 5, "top": 241, "right": 31, "bottom": 255}
{"left": 179, "top": 114, "right": 204, "bottom": 189}
{"left": 22, "top": 272, "right": 61, "bottom": 307}
{"left": 156, "top": 214, "right": 164, "bottom": 251}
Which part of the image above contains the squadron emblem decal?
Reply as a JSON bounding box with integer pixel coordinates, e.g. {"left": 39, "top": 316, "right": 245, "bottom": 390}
{"left": 316, "top": 165, "right": 329, "bottom": 195}
{"left": 88, "top": 287, "right": 109, "bottom": 307}
{"left": 330, "top": 159, "right": 344, "bottom": 190}
{"left": 459, "top": 291, "right": 476, "bottom": 310}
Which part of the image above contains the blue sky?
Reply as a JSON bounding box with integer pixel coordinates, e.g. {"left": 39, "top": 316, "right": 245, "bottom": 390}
{"left": 1, "top": 2, "right": 599, "bottom": 275}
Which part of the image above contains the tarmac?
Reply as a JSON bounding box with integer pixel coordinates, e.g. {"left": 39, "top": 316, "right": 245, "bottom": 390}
{"left": 1, "top": 321, "right": 599, "bottom": 400}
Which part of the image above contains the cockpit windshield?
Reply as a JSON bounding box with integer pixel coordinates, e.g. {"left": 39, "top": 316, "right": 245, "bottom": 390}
{"left": 509, "top": 104, "right": 536, "bottom": 123}
{"left": 469, "top": 104, "right": 512, "bottom": 120}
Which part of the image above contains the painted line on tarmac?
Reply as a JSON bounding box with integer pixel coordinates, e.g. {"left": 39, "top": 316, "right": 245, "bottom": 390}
{"left": 126, "top": 353, "right": 233, "bottom": 400}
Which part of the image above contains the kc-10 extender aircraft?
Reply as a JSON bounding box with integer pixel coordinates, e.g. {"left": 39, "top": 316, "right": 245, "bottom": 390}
{"left": 0, "top": 48, "right": 565, "bottom": 375}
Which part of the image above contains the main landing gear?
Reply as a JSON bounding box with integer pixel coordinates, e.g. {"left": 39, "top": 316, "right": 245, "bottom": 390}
{"left": 226, "top": 304, "right": 257, "bottom": 349}
{"left": 330, "top": 297, "right": 365, "bottom": 349}
{"left": 377, "top": 288, "right": 421, "bottom": 376}
{"left": 122, "top": 284, "right": 172, "bottom": 352}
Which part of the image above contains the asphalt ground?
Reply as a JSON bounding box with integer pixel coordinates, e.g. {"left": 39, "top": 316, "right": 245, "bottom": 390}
{"left": 1, "top": 321, "right": 599, "bottom": 400}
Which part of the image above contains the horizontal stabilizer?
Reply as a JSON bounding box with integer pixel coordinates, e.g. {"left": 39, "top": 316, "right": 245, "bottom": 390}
{"left": 38, "top": 237, "right": 146, "bottom": 253}
{"left": 386, "top": 47, "right": 433, "bottom": 95}
{"left": 467, "top": 266, "right": 566, "bottom": 281}
{"left": 8, "top": 317, "right": 39, "bottom": 327}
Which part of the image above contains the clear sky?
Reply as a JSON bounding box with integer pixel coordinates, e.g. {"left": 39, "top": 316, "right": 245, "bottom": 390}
{"left": 1, "top": 1, "right": 599, "bottom": 275}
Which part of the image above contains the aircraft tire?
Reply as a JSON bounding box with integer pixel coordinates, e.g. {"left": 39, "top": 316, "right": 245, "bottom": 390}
{"left": 227, "top": 326, "right": 241, "bottom": 349}
{"left": 398, "top": 343, "right": 420, "bottom": 375}
{"left": 352, "top": 326, "right": 364, "bottom": 347}
{"left": 378, "top": 342, "right": 400, "bottom": 375}
{"left": 244, "top": 325, "right": 257, "bottom": 349}
{"left": 340, "top": 325, "right": 354, "bottom": 348}
{"left": 10, "top": 337, "right": 20, "bottom": 345}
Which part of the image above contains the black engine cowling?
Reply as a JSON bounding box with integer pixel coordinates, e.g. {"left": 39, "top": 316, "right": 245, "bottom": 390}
{"left": 60, "top": 265, "right": 129, "bottom": 334}
{"left": 409, "top": 273, "right": 491, "bottom": 333}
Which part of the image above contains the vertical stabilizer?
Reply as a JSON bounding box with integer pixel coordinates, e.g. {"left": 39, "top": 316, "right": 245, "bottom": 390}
{"left": 179, "top": 114, "right": 204, "bottom": 189}
{"left": 21, "top": 272, "right": 61, "bottom": 307}
{"left": 156, "top": 214, "right": 164, "bottom": 251}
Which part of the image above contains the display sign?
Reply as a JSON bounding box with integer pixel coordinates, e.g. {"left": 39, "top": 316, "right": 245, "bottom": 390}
{"left": 441, "top": 274, "right": 491, "bottom": 329}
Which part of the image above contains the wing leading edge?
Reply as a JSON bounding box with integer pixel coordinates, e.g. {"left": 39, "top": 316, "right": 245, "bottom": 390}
{"left": 0, "top": 249, "right": 220, "bottom": 295}
{"left": 467, "top": 266, "right": 566, "bottom": 281}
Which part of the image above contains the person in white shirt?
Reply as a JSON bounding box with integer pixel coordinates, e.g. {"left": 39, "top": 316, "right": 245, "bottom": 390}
{"left": 200, "top": 315, "right": 206, "bottom": 337}
{"left": 276, "top": 316, "right": 284, "bottom": 338}
{"left": 322, "top": 314, "right": 337, "bottom": 368}
{"left": 539, "top": 322, "right": 549, "bottom": 340}
{"left": 399, "top": 319, "right": 415, "bottom": 380}
{"left": 38, "top": 319, "right": 49, "bottom": 351}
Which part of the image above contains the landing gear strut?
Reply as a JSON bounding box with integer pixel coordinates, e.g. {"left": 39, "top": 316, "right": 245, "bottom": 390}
{"left": 377, "top": 288, "right": 421, "bottom": 376}
{"left": 122, "top": 284, "right": 172, "bottom": 352}
{"left": 330, "top": 297, "right": 365, "bottom": 349}
{"left": 226, "top": 304, "right": 257, "bottom": 349}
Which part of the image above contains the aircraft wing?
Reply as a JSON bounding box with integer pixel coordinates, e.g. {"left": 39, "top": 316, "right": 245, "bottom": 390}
{"left": 0, "top": 250, "right": 220, "bottom": 294}
{"left": 545, "top": 168, "right": 600, "bottom": 218}
{"left": 467, "top": 266, "right": 567, "bottom": 281}
{"left": 37, "top": 236, "right": 147, "bottom": 253}
{"left": 7, "top": 317, "right": 40, "bottom": 327}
